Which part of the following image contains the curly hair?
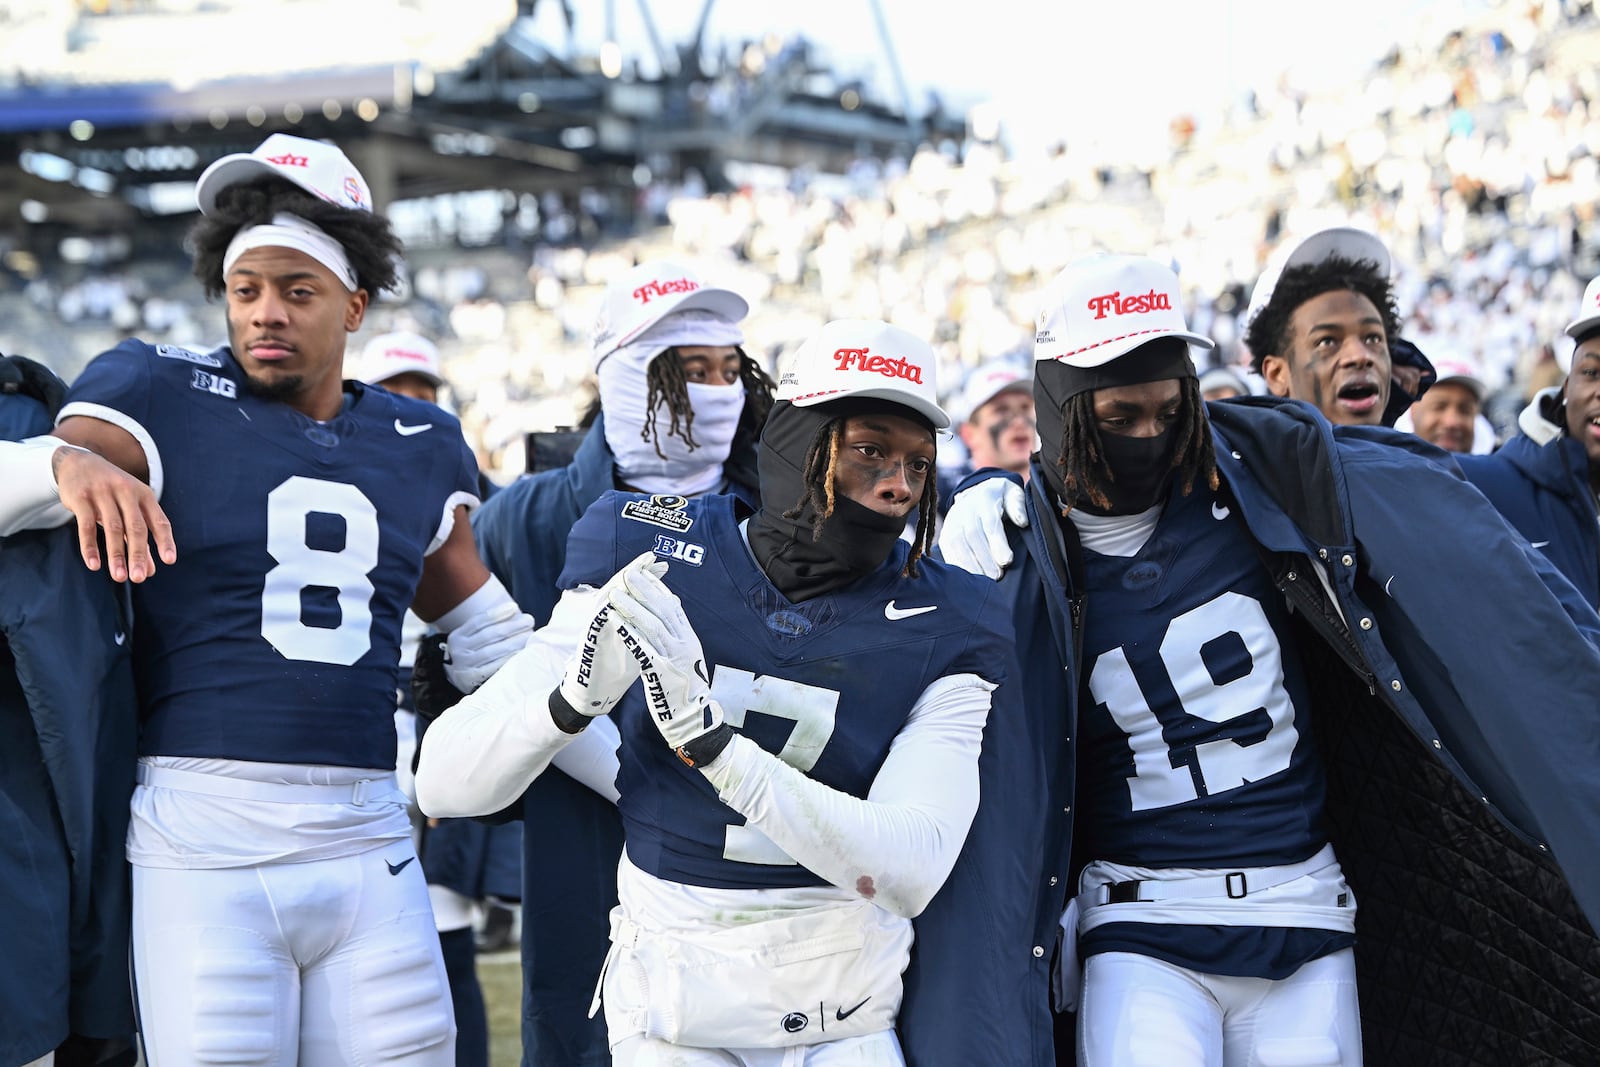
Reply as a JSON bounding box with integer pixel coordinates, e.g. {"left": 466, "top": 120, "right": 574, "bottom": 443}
{"left": 1244, "top": 254, "right": 1401, "bottom": 373}
{"left": 640, "top": 346, "right": 776, "bottom": 458}
{"left": 1050, "top": 376, "right": 1217, "bottom": 514}
{"left": 782, "top": 417, "right": 938, "bottom": 577}
{"left": 188, "top": 177, "right": 403, "bottom": 298}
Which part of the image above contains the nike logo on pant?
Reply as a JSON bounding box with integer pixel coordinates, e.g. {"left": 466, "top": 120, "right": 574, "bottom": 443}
{"left": 836, "top": 996, "right": 871, "bottom": 1021}
{"left": 386, "top": 857, "right": 415, "bottom": 876}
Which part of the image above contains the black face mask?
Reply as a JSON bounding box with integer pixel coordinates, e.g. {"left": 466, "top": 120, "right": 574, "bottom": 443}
{"left": 1076, "top": 426, "right": 1178, "bottom": 515}
{"left": 746, "top": 400, "right": 914, "bottom": 603}
{"left": 1033, "top": 343, "right": 1193, "bottom": 516}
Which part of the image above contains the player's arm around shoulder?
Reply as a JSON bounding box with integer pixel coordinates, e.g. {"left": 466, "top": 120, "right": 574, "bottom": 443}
{"left": 1, "top": 340, "right": 175, "bottom": 580}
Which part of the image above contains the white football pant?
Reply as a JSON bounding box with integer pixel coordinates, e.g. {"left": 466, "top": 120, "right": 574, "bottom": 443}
{"left": 1078, "top": 949, "right": 1361, "bottom": 1067}
{"left": 612, "top": 1030, "right": 904, "bottom": 1067}
{"left": 132, "top": 848, "right": 454, "bottom": 1066}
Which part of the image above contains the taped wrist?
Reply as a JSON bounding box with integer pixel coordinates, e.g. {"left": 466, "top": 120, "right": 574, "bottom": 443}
{"left": 548, "top": 688, "right": 592, "bottom": 735}
{"left": 675, "top": 723, "right": 733, "bottom": 768}
{"left": 431, "top": 573, "right": 516, "bottom": 634}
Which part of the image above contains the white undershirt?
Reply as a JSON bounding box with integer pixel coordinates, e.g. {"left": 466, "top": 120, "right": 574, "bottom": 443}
{"left": 1067, "top": 502, "right": 1163, "bottom": 557}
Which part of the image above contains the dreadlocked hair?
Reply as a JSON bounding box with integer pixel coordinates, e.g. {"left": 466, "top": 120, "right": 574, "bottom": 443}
{"left": 1053, "top": 376, "right": 1218, "bottom": 515}
{"left": 782, "top": 417, "right": 939, "bottom": 578}
{"left": 640, "top": 345, "right": 776, "bottom": 459}
{"left": 189, "top": 178, "right": 403, "bottom": 298}
{"left": 1244, "top": 253, "right": 1401, "bottom": 373}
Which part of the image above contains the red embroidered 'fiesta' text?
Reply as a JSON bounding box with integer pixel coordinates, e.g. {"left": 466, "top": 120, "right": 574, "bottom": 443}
{"left": 832, "top": 347, "right": 924, "bottom": 383}
{"left": 1086, "top": 290, "right": 1172, "bottom": 319}
{"left": 633, "top": 278, "right": 700, "bottom": 304}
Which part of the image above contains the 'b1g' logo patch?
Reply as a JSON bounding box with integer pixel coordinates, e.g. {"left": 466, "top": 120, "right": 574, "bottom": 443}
{"left": 622, "top": 494, "right": 693, "bottom": 532}
{"left": 653, "top": 534, "right": 704, "bottom": 566}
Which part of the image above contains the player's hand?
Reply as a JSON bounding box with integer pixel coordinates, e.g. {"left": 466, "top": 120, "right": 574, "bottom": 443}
{"left": 554, "top": 561, "right": 654, "bottom": 718}
{"left": 443, "top": 601, "right": 534, "bottom": 694}
{"left": 53, "top": 444, "right": 176, "bottom": 583}
{"left": 938, "top": 476, "right": 1028, "bottom": 581}
{"left": 605, "top": 554, "right": 727, "bottom": 759}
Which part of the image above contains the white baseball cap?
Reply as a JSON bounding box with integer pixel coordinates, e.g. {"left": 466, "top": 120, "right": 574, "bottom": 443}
{"left": 1428, "top": 358, "right": 1486, "bottom": 401}
{"left": 1034, "top": 255, "right": 1214, "bottom": 368}
{"left": 777, "top": 319, "right": 948, "bottom": 429}
{"left": 950, "top": 361, "right": 1030, "bottom": 424}
{"left": 359, "top": 331, "right": 444, "bottom": 388}
{"left": 1244, "top": 226, "right": 1393, "bottom": 330}
{"left": 591, "top": 261, "right": 749, "bottom": 366}
{"left": 1564, "top": 275, "right": 1600, "bottom": 340}
{"left": 196, "top": 133, "right": 372, "bottom": 216}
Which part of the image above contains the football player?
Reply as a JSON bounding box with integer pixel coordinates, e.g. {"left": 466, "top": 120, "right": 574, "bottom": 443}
{"left": 0, "top": 134, "right": 532, "bottom": 1065}
{"left": 443, "top": 259, "right": 774, "bottom": 1067}
{"left": 1244, "top": 226, "right": 1432, "bottom": 428}
{"left": 938, "top": 255, "right": 1600, "bottom": 1065}
{"left": 417, "top": 319, "right": 1020, "bottom": 1065}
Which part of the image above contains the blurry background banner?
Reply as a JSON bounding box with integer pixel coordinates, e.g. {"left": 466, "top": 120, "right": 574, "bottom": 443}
{"left": 1, "top": 0, "right": 1596, "bottom": 483}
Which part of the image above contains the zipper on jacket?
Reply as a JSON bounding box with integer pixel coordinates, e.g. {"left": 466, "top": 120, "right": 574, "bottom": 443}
{"left": 1270, "top": 551, "right": 1378, "bottom": 693}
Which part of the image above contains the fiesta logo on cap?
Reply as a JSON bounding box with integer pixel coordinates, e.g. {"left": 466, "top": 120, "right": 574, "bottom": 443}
{"left": 832, "top": 346, "right": 924, "bottom": 384}
{"left": 265, "top": 152, "right": 310, "bottom": 168}
{"left": 633, "top": 277, "right": 701, "bottom": 304}
{"left": 1086, "top": 290, "right": 1173, "bottom": 320}
{"left": 343, "top": 176, "right": 364, "bottom": 207}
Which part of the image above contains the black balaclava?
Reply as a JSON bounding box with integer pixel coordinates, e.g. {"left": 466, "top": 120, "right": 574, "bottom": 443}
{"left": 747, "top": 398, "right": 928, "bottom": 603}
{"left": 1033, "top": 337, "right": 1196, "bottom": 516}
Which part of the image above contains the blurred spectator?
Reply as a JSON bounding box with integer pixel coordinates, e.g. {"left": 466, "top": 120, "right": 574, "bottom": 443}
{"left": 1395, "top": 358, "right": 1494, "bottom": 453}
{"left": 1198, "top": 365, "right": 1251, "bottom": 401}
{"left": 951, "top": 360, "right": 1036, "bottom": 480}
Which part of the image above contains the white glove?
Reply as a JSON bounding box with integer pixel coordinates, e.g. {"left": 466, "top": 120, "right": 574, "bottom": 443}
{"left": 605, "top": 554, "right": 727, "bottom": 758}
{"left": 443, "top": 601, "right": 534, "bottom": 693}
{"left": 938, "top": 476, "right": 1029, "bottom": 580}
{"left": 555, "top": 568, "right": 651, "bottom": 719}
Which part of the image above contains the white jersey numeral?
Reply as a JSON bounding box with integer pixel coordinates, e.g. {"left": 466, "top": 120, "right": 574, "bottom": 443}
{"left": 711, "top": 665, "right": 840, "bottom": 865}
{"left": 261, "top": 476, "right": 380, "bottom": 665}
{"left": 1087, "top": 591, "right": 1299, "bottom": 812}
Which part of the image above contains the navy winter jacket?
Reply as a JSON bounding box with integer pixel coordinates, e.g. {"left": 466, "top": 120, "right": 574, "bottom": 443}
{"left": 1, "top": 384, "right": 138, "bottom": 1065}
{"left": 1456, "top": 388, "right": 1599, "bottom": 608}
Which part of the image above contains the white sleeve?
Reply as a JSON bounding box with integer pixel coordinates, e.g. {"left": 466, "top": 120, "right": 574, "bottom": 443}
{"left": 701, "top": 672, "right": 994, "bottom": 919}
{"left": 551, "top": 714, "right": 622, "bottom": 804}
{"left": 0, "top": 436, "right": 77, "bottom": 534}
{"left": 414, "top": 584, "right": 603, "bottom": 817}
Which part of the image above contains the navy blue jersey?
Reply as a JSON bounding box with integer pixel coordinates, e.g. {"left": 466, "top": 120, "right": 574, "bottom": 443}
{"left": 61, "top": 340, "right": 479, "bottom": 768}
{"left": 1076, "top": 482, "right": 1327, "bottom": 870}
{"left": 559, "top": 492, "right": 1012, "bottom": 891}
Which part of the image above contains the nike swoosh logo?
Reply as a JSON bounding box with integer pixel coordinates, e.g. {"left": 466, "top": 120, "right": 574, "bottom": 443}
{"left": 394, "top": 419, "right": 433, "bottom": 436}
{"left": 693, "top": 659, "right": 709, "bottom": 685}
{"left": 114, "top": 630, "right": 126, "bottom": 646}
{"left": 884, "top": 601, "right": 937, "bottom": 621}
{"left": 836, "top": 996, "right": 871, "bottom": 1021}
{"left": 1531, "top": 540, "right": 1551, "bottom": 548}
{"left": 1212, "top": 502, "right": 1230, "bottom": 520}
{"left": 385, "top": 857, "right": 415, "bottom": 876}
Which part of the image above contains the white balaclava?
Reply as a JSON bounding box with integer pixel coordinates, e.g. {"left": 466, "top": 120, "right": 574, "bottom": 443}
{"left": 598, "top": 308, "right": 747, "bottom": 496}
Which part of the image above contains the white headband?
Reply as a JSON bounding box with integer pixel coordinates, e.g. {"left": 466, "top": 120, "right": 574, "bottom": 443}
{"left": 596, "top": 308, "right": 745, "bottom": 369}
{"left": 222, "top": 212, "right": 358, "bottom": 291}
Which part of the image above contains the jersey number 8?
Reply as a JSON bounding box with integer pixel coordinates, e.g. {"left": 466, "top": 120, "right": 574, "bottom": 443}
{"left": 261, "top": 476, "right": 380, "bottom": 665}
